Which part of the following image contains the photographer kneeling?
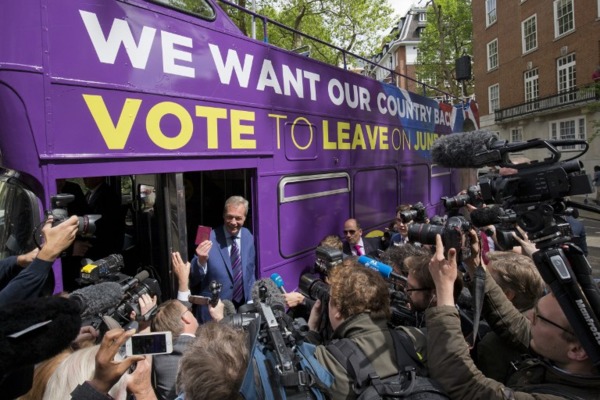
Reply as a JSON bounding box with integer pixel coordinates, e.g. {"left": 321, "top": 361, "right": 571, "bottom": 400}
{"left": 426, "top": 234, "right": 600, "bottom": 399}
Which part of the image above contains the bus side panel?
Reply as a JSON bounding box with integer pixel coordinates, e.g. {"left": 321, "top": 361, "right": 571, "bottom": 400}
{"left": 1, "top": 0, "right": 43, "bottom": 69}
{"left": 400, "top": 164, "right": 431, "bottom": 208}
{"left": 277, "top": 177, "right": 350, "bottom": 259}
{"left": 353, "top": 168, "right": 398, "bottom": 230}
{"left": 0, "top": 73, "right": 46, "bottom": 191}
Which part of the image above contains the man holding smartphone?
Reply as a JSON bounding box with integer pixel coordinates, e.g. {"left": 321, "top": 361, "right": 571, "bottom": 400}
{"left": 190, "top": 196, "right": 257, "bottom": 322}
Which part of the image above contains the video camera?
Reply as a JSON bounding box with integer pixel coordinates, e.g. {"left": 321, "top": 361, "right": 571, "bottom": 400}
{"left": 408, "top": 215, "right": 472, "bottom": 261}
{"left": 459, "top": 135, "right": 600, "bottom": 368}
{"left": 76, "top": 264, "right": 161, "bottom": 330}
{"left": 49, "top": 193, "right": 101, "bottom": 238}
{"left": 399, "top": 202, "right": 428, "bottom": 223}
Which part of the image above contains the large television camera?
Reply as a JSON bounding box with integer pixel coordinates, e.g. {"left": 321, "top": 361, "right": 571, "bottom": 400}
{"left": 439, "top": 134, "right": 600, "bottom": 368}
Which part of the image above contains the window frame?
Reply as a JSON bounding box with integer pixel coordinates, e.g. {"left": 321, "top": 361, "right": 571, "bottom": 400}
{"left": 486, "top": 0, "right": 497, "bottom": 26}
{"left": 553, "top": 0, "right": 575, "bottom": 38}
{"left": 488, "top": 84, "right": 500, "bottom": 113}
{"left": 510, "top": 127, "right": 523, "bottom": 143}
{"left": 487, "top": 39, "right": 499, "bottom": 71}
{"left": 524, "top": 68, "right": 539, "bottom": 110}
{"left": 557, "top": 52, "right": 576, "bottom": 103}
{"left": 521, "top": 15, "right": 538, "bottom": 54}
{"left": 549, "top": 116, "right": 586, "bottom": 151}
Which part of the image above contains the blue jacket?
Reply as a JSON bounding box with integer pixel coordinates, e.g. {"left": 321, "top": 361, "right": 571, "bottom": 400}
{"left": 190, "top": 226, "right": 256, "bottom": 322}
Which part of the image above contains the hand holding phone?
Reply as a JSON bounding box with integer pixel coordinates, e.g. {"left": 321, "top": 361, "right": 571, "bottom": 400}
{"left": 123, "top": 331, "right": 173, "bottom": 356}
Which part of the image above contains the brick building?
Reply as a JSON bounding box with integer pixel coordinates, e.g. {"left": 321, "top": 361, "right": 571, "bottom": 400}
{"left": 472, "top": 0, "right": 600, "bottom": 169}
{"left": 367, "top": 7, "right": 428, "bottom": 94}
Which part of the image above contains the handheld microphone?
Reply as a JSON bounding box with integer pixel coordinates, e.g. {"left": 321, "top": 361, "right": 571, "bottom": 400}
{"left": 270, "top": 273, "right": 287, "bottom": 294}
{"left": 357, "top": 256, "right": 405, "bottom": 282}
{"left": 69, "top": 281, "right": 123, "bottom": 319}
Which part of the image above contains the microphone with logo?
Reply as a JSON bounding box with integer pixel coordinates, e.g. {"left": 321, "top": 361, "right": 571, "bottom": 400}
{"left": 270, "top": 273, "right": 287, "bottom": 294}
{"left": 357, "top": 255, "right": 406, "bottom": 284}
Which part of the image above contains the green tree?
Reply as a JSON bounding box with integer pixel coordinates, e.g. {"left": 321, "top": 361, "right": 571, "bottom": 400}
{"left": 221, "top": 0, "right": 394, "bottom": 66}
{"left": 416, "top": 0, "right": 473, "bottom": 99}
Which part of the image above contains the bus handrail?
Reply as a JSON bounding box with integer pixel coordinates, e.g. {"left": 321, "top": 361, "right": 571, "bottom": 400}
{"left": 217, "top": 0, "right": 461, "bottom": 103}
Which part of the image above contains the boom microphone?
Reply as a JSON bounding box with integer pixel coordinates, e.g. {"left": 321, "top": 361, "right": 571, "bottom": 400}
{"left": 250, "top": 278, "right": 286, "bottom": 313}
{"left": 70, "top": 281, "right": 123, "bottom": 319}
{"left": 470, "top": 206, "right": 503, "bottom": 228}
{"left": 0, "top": 296, "right": 81, "bottom": 374}
{"left": 431, "top": 130, "right": 500, "bottom": 168}
{"left": 357, "top": 256, "right": 405, "bottom": 282}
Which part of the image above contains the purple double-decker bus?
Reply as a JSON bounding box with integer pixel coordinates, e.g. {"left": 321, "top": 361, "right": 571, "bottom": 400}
{"left": 0, "top": 0, "right": 479, "bottom": 296}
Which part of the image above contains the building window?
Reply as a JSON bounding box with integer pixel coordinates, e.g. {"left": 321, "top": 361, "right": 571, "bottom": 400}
{"left": 487, "top": 39, "right": 498, "bottom": 71}
{"left": 522, "top": 15, "right": 537, "bottom": 53}
{"left": 486, "top": 0, "right": 497, "bottom": 26}
{"left": 550, "top": 117, "right": 586, "bottom": 150}
{"left": 489, "top": 84, "right": 500, "bottom": 113}
{"left": 554, "top": 0, "right": 574, "bottom": 38}
{"left": 419, "top": 12, "right": 427, "bottom": 22}
{"left": 524, "top": 68, "right": 539, "bottom": 110}
{"left": 557, "top": 53, "right": 576, "bottom": 103}
{"left": 510, "top": 127, "right": 523, "bottom": 142}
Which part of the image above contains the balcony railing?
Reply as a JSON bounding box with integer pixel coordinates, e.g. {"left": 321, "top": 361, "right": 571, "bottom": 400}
{"left": 495, "top": 84, "right": 599, "bottom": 122}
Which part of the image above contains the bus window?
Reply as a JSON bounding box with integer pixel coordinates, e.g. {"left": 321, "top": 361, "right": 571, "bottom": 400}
{"left": 400, "top": 165, "right": 430, "bottom": 207}
{"left": 278, "top": 173, "right": 350, "bottom": 258}
{"left": 0, "top": 174, "right": 40, "bottom": 259}
{"left": 354, "top": 168, "right": 397, "bottom": 229}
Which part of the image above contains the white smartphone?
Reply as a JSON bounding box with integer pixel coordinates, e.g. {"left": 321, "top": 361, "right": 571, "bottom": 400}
{"left": 123, "top": 331, "right": 173, "bottom": 356}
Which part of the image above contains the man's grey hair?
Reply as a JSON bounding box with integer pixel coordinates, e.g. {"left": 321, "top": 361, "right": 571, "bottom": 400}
{"left": 224, "top": 196, "right": 249, "bottom": 216}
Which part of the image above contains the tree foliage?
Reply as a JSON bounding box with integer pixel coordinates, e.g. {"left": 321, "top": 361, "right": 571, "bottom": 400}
{"left": 416, "top": 0, "right": 473, "bottom": 99}
{"left": 220, "top": 0, "right": 394, "bottom": 66}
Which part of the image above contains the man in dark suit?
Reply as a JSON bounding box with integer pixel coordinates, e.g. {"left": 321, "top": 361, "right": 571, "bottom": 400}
{"left": 151, "top": 299, "right": 198, "bottom": 400}
{"left": 190, "top": 196, "right": 257, "bottom": 322}
{"left": 342, "top": 218, "right": 384, "bottom": 258}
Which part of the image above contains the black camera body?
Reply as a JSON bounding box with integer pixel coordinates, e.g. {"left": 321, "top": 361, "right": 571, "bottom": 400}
{"left": 399, "top": 201, "right": 428, "bottom": 223}
{"left": 408, "top": 215, "right": 472, "bottom": 260}
{"left": 314, "top": 246, "right": 343, "bottom": 276}
{"left": 442, "top": 185, "right": 484, "bottom": 210}
{"left": 113, "top": 276, "right": 161, "bottom": 323}
{"left": 50, "top": 193, "right": 101, "bottom": 238}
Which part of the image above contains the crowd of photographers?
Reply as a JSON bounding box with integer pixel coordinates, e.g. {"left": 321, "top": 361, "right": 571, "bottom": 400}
{"left": 3, "top": 166, "right": 600, "bottom": 398}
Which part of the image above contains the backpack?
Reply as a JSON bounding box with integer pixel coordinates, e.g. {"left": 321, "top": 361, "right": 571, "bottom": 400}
{"left": 326, "top": 329, "right": 449, "bottom": 400}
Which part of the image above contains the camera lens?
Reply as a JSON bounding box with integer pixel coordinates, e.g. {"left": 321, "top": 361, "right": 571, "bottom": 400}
{"left": 408, "top": 223, "right": 444, "bottom": 245}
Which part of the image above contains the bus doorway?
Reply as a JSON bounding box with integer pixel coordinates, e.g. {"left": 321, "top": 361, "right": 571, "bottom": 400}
{"left": 181, "top": 169, "right": 254, "bottom": 263}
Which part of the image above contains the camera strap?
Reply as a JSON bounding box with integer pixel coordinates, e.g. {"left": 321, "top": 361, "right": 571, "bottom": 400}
{"left": 469, "top": 265, "right": 486, "bottom": 348}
